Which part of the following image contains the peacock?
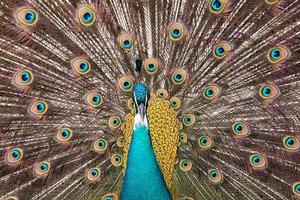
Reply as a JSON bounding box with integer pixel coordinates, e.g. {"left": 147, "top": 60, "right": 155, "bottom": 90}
{"left": 0, "top": 0, "right": 300, "bottom": 199}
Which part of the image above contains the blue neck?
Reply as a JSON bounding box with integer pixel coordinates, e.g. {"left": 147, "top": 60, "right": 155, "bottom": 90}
{"left": 121, "top": 122, "right": 171, "bottom": 200}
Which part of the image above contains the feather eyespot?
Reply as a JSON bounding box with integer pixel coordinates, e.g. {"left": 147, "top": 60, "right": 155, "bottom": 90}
{"left": 209, "top": 0, "right": 227, "bottom": 14}
{"left": 179, "top": 133, "right": 188, "bottom": 144}
{"left": 111, "top": 154, "right": 123, "bottom": 167}
{"left": 292, "top": 182, "right": 300, "bottom": 196}
{"left": 77, "top": 6, "right": 96, "bottom": 27}
{"left": 93, "top": 138, "right": 108, "bottom": 155}
{"left": 118, "top": 33, "right": 134, "bottom": 50}
{"left": 13, "top": 69, "right": 34, "bottom": 87}
{"left": 203, "top": 84, "right": 221, "bottom": 100}
{"left": 6, "top": 148, "right": 24, "bottom": 163}
{"left": 118, "top": 76, "right": 134, "bottom": 92}
{"left": 208, "top": 169, "right": 223, "bottom": 184}
{"left": 108, "top": 116, "right": 121, "bottom": 129}
{"left": 264, "top": 0, "right": 281, "bottom": 5}
{"left": 183, "top": 114, "right": 196, "bottom": 127}
{"left": 55, "top": 128, "right": 73, "bottom": 143}
{"left": 170, "top": 97, "right": 181, "bottom": 109}
{"left": 86, "top": 167, "right": 101, "bottom": 181}
{"left": 179, "top": 159, "right": 192, "bottom": 172}
{"left": 6, "top": 197, "right": 18, "bottom": 200}
{"left": 232, "top": 121, "right": 250, "bottom": 138}
{"left": 144, "top": 58, "right": 158, "bottom": 74}
{"left": 213, "top": 42, "right": 230, "bottom": 59}
{"left": 267, "top": 46, "right": 290, "bottom": 64}
{"left": 249, "top": 153, "right": 267, "bottom": 170}
{"left": 283, "top": 135, "right": 299, "bottom": 151}
{"left": 15, "top": 8, "right": 39, "bottom": 27}
{"left": 29, "top": 100, "right": 48, "bottom": 117}
{"left": 198, "top": 135, "right": 213, "bottom": 150}
{"left": 259, "top": 83, "right": 280, "bottom": 100}
{"left": 101, "top": 193, "right": 118, "bottom": 200}
{"left": 168, "top": 22, "right": 186, "bottom": 41}
{"left": 116, "top": 136, "right": 124, "bottom": 148}
{"left": 34, "top": 161, "right": 51, "bottom": 176}
{"left": 71, "top": 58, "right": 91, "bottom": 75}
{"left": 171, "top": 68, "right": 187, "bottom": 85}
{"left": 127, "top": 98, "right": 134, "bottom": 110}
{"left": 156, "top": 89, "right": 169, "bottom": 99}
{"left": 85, "top": 92, "right": 103, "bottom": 108}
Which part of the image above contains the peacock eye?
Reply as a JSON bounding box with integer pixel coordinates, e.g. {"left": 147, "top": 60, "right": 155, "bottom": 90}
{"left": 71, "top": 58, "right": 91, "bottom": 75}
{"left": 85, "top": 92, "right": 103, "bottom": 108}
{"left": 144, "top": 58, "right": 158, "bottom": 74}
{"left": 101, "top": 193, "right": 118, "bottom": 200}
{"left": 56, "top": 128, "right": 73, "bottom": 143}
{"left": 249, "top": 154, "right": 267, "bottom": 170}
{"left": 29, "top": 100, "right": 48, "bottom": 116}
{"left": 13, "top": 69, "right": 34, "bottom": 87}
{"left": 77, "top": 6, "right": 96, "bottom": 27}
{"left": 116, "top": 136, "right": 124, "bottom": 148}
{"left": 179, "top": 133, "right": 188, "bottom": 144}
{"left": 86, "top": 167, "right": 101, "bottom": 181}
{"left": 232, "top": 121, "right": 250, "bottom": 138}
{"left": 208, "top": 169, "right": 223, "bottom": 184}
{"left": 156, "top": 88, "right": 169, "bottom": 99}
{"left": 93, "top": 138, "right": 108, "bottom": 155}
{"left": 171, "top": 68, "right": 187, "bottom": 85}
{"left": 179, "top": 159, "right": 192, "bottom": 172}
{"left": 259, "top": 84, "right": 279, "bottom": 100}
{"left": 118, "top": 76, "right": 134, "bottom": 92}
{"left": 203, "top": 84, "right": 221, "bottom": 100}
{"left": 34, "top": 161, "right": 51, "bottom": 176}
{"left": 108, "top": 116, "right": 121, "bottom": 129}
{"left": 111, "top": 154, "right": 123, "bottom": 167}
{"left": 283, "top": 135, "right": 299, "bottom": 151}
{"left": 170, "top": 97, "right": 181, "bottom": 109}
{"left": 118, "top": 33, "right": 134, "bottom": 50}
{"left": 6, "top": 148, "right": 24, "bottom": 163}
{"left": 267, "top": 46, "right": 290, "bottom": 64}
{"left": 209, "top": 0, "right": 227, "bottom": 14}
{"left": 213, "top": 42, "right": 230, "bottom": 59}
{"left": 168, "top": 22, "right": 186, "bottom": 41}
{"left": 183, "top": 114, "right": 196, "bottom": 127}
{"left": 198, "top": 135, "right": 213, "bottom": 149}
{"left": 292, "top": 182, "right": 300, "bottom": 196}
{"left": 16, "top": 8, "right": 39, "bottom": 27}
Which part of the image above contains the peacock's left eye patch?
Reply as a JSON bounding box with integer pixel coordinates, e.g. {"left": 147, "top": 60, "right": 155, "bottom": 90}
{"left": 108, "top": 116, "right": 121, "bottom": 129}
{"left": 267, "top": 46, "right": 290, "bottom": 64}
{"left": 85, "top": 92, "right": 103, "bottom": 108}
{"left": 118, "top": 33, "right": 134, "bottom": 50}
{"left": 118, "top": 76, "right": 134, "bottom": 92}
{"left": 34, "top": 161, "right": 51, "bottom": 176}
{"left": 283, "top": 135, "right": 299, "bottom": 151}
{"left": 71, "top": 58, "right": 91, "bottom": 75}
{"left": 172, "top": 68, "right": 187, "bottom": 85}
{"left": 292, "top": 182, "right": 300, "bottom": 196}
{"left": 29, "top": 100, "right": 48, "bottom": 116}
{"left": 101, "top": 193, "right": 118, "bottom": 200}
{"left": 203, "top": 84, "right": 221, "bottom": 100}
{"left": 6, "top": 148, "right": 24, "bottom": 163}
{"left": 259, "top": 84, "right": 280, "bottom": 100}
{"left": 198, "top": 135, "right": 213, "bottom": 149}
{"left": 55, "top": 128, "right": 73, "bottom": 143}
{"left": 179, "top": 159, "right": 192, "bottom": 172}
{"left": 13, "top": 69, "right": 34, "bottom": 87}
{"left": 86, "top": 167, "right": 101, "bottom": 181}
{"left": 77, "top": 6, "right": 96, "bottom": 27}
{"left": 183, "top": 114, "right": 196, "bottom": 127}
{"left": 168, "top": 22, "right": 186, "bottom": 41}
{"left": 208, "top": 169, "right": 223, "bottom": 184}
{"left": 16, "top": 8, "right": 39, "bottom": 27}
{"left": 232, "top": 121, "right": 250, "bottom": 138}
{"left": 213, "top": 42, "right": 230, "bottom": 59}
{"left": 249, "top": 154, "right": 267, "bottom": 170}
{"left": 111, "top": 154, "right": 123, "bottom": 167}
{"left": 209, "top": 0, "right": 227, "bottom": 14}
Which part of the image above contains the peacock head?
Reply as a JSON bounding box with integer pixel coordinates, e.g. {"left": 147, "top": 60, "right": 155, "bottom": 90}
{"left": 133, "top": 83, "right": 149, "bottom": 119}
